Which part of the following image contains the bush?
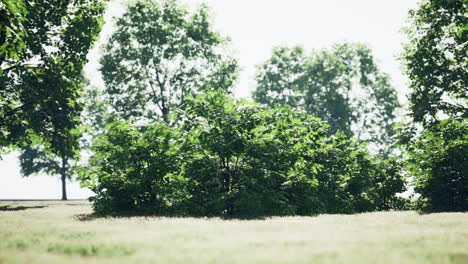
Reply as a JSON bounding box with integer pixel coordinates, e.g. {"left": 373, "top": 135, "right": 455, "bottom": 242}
{"left": 407, "top": 118, "right": 467, "bottom": 212}
{"left": 81, "top": 91, "right": 407, "bottom": 217}
{"left": 80, "top": 122, "right": 187, "bottom": 215}
{"left": 179, "top": 91, "right": 329, "bottom": 216}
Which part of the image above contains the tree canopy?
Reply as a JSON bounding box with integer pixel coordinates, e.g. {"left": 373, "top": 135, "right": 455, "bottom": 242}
{"left": 0, "top": 0, "right": 27, "bottom": 70}
{"left": 0, "top": 0, "right": 106, "bottom": 154}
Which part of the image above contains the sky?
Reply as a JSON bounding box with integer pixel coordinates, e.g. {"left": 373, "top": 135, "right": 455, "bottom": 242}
{"left": 0, "top": 0, "right": 420, "bottom": 199}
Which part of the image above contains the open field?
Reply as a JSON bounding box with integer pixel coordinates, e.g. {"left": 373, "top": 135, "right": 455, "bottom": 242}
{"left": 0, "top": 201, "right": 467, "bottom": 264}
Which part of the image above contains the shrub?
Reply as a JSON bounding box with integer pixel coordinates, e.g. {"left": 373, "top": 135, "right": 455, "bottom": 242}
{"left": 80, "top": 122, "right": 187, "bottom": 215}
{"left": 407, "top": 118, "right": 467, "bottom": 212}
{"left": 81, "top": 91, "right": 407, "bottom": 216}
{"left": 179, "top": 91, "right": 329, "bottom": 216}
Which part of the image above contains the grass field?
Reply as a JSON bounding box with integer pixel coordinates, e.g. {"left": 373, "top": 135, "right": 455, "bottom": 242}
{"left": 0, "top": 201, "right": 467, "bottom": 264}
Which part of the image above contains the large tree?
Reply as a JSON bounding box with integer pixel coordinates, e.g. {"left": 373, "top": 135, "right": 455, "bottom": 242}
{"left": 0, "top": 0, "right": 107, "bottom": 199}
{"left": 253, "top": 43, "right": 400, "bottom": 152}
{"left": 100, "top": 0, "right": 238, "bottom": 124}
{"left": 401, "top": 0, "right": 467, "bottom": 211}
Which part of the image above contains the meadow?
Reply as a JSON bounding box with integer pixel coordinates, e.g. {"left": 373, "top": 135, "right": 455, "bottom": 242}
{"left": 0, "top": 201, "right": 467, "bottom": 264}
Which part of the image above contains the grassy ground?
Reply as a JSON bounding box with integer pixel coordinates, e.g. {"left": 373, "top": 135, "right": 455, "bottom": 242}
{"left": 0, "top": 201, "right": 467, "bottom": 264}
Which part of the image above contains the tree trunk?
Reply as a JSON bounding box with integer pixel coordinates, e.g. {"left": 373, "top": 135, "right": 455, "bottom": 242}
{"left": 161, "top": 107, "right": 169, "bottom": 123}
{"left": 61, "top": 157, "right": 68, "bottom": 201}
{"left": 224, "top": 172, "right": 233, "bottom": 217}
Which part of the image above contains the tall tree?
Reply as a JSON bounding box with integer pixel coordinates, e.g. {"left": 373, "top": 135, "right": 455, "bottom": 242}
{"left": 0, "top": 0, "right": 107, "bottom": 199}
{"left": 402, "top": 0, "right": 467, "bottom": 126}
{"left": 100, "top": 0, "right": 238, "bottom": 124}
{"left": 253, "top": 43, "right": 400, "bottom": 152}
{"left": 401, "top": 0, "right": 467, "bottom": 211}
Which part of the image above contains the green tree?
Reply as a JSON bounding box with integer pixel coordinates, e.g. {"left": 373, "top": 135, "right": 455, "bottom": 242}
{"left": 402, "top": 0, "right": 467, "bottom": 126}
{"left": 19, "top": 131, "right": 81, "bottom": 200}
{"left": 1, "top": 0, "right": 106, "bottom": 150}
{"left": 100, "top": 0, "right": 238, "bottom": 124}
{"left": 0, "top": 0, "right": 106, "bottom": 199}
{"left": 80, "top": 85, "right": 115, "bottom": 149}
{"left": 401, "top": 0, "right": 467, "bottom": 212}
{"left": 254, "top": 43, "right": 400, "bottom": 153}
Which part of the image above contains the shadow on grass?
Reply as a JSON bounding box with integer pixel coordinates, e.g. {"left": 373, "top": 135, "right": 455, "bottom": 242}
{"left": 74, "top": 212, "right": 319, "bottom": 222}
{"left": 0, "top": 205, "right": 48, "bottom": 211}
{"left": 416, "top": 210, "right": 467, "bottom": 215}
{"left": 75, "top": 213, "right": 269, "bottom": 222}
{"left": 74, "top": 214, "right": 103, "bottom": 221}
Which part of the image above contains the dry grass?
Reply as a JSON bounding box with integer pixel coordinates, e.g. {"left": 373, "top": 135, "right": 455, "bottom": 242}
{"left": 0, "top": 200, "right": 467, "bottom": 264}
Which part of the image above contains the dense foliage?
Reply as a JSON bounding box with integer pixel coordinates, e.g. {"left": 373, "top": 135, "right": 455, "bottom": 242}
{"left": 80, "top": 122, "right": 185, "bottom": 215}
{"left": 0, "top": 0, "right": 27, "bottom": 69}
{"left": 253, "top": 43, "right": 400, "bottom": 153}
{"left": 401, "top": 0, "right": 467, "bottom": 212}
{"left": 82, "top": 92, "right": 406, "bottom": 217}
{"left": 405, "top": 119, "right": 467, "bottom": 212}
{"left": 1, "top": 0, "right": 106, "bottom": 151}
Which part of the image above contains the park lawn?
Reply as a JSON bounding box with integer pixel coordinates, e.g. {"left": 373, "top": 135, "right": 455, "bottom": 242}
{"left": 0, "top": 201, "right": 467, "bottom": 264}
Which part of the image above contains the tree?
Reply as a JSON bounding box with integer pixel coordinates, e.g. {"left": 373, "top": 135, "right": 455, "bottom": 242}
{"left": 253, "top": 43, "right": 400, "bottom": 153}
{"left": 1, "top": 0, "right": 106, "bottom": 150}
{"left": 402, "top": 0, "right": 467, "bottom": 126}
{"left": 0, "top": 0, "right": 107, "bottom": 199}
{"left": 401, "top": 0, "right": 467, "bottom": 211}
{"left": 100, "top": 0, "right": 238, "bottom": 124}
{"left": 19, "top": 132, "right": 81, "bottom": 200}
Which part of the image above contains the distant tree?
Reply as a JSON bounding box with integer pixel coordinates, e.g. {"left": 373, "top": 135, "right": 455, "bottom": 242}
{"left": 401, "top": 0, "right": 467, "bottom": 212}
{"left": 254, "top": 43, "right": 400, "bottom": 153}
{"left": 100, "top": 0, "right": 238, "bottom": 124}
{"left": 80, "top": 85, "right": 115, "bottom": 149}
{"left": 402, "top": 0, "right": 467, "bottom": 126}
{"left": 0, "top": 0, "right": 107, "bottom": 199}
{"left": 19, "top": 131, "right": 81, "bottom": 200}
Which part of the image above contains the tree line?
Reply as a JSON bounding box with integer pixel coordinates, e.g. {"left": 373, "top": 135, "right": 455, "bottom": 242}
{"left": 0, "top": 0, "right": 466, "bottom": 215}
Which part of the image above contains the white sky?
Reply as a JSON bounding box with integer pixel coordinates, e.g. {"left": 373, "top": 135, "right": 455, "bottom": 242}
{"left": 0, "top": 0, "right": 419, "bottom": 199}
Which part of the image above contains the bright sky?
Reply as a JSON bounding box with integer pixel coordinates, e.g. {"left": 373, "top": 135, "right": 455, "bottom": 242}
{"left": 0, "top": 0, "right": 419, "bottom": 199}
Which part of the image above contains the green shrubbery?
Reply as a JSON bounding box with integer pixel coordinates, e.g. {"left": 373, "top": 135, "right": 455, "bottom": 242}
{"left": 81, "top": 122, "right": 186, "bottom": 215}
{"left": 81, "top": 92, "right": 407, "bottom": 217}
{"left": 406, "top": 119, "right": 467, "bottom": 212}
